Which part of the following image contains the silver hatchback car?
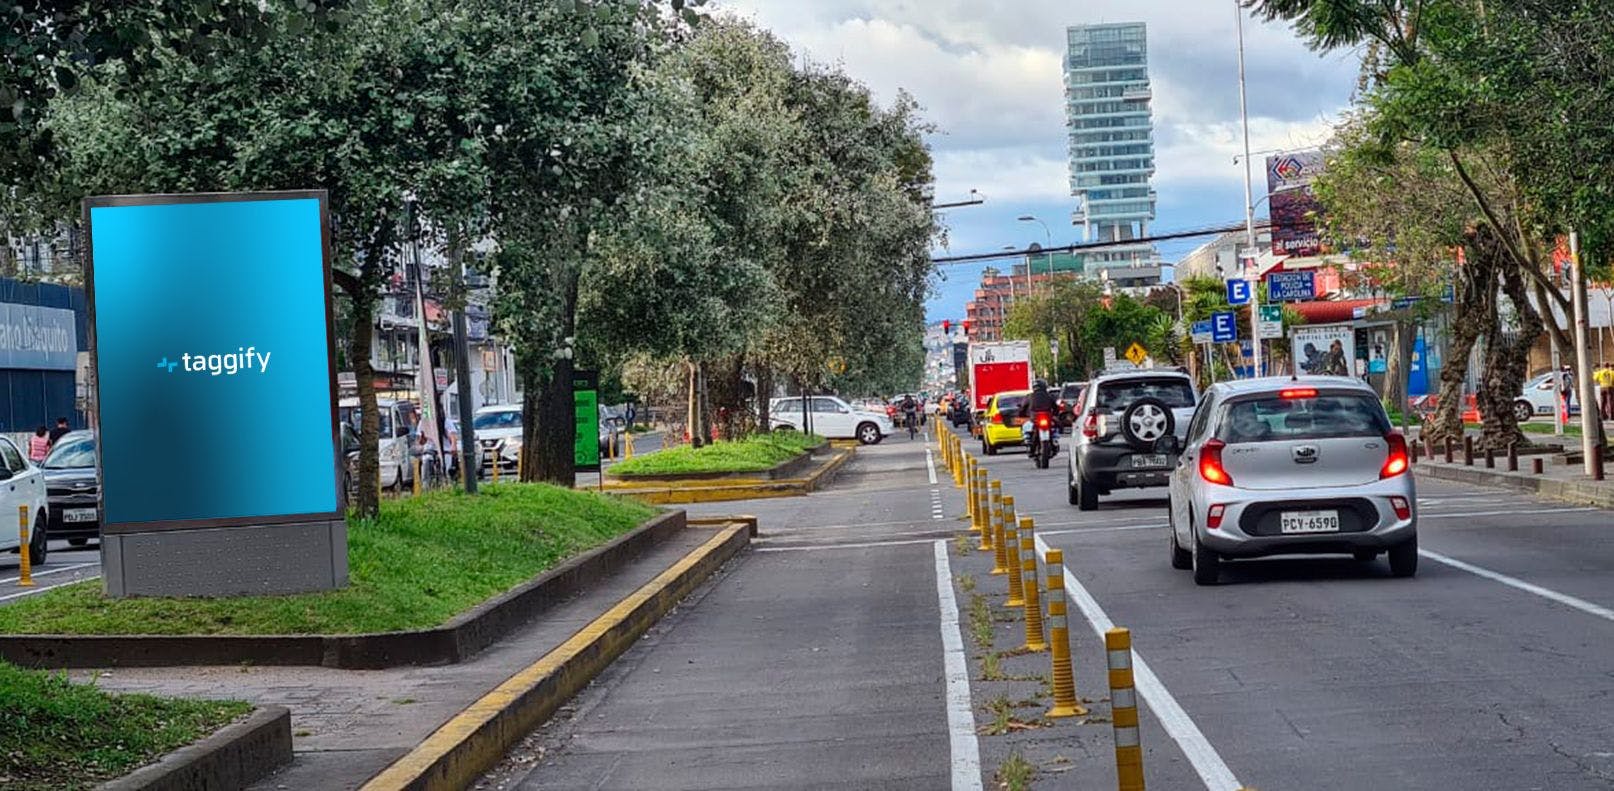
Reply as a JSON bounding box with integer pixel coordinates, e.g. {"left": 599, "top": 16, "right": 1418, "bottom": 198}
{"left": 1162, "top": 376, "right": 1416, "bottom": 585}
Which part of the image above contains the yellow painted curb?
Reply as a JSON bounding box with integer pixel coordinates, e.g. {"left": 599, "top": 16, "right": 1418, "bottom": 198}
{"left": 360, "top": 523, "right": 751, "bottom": 791}
{"left": 609, "top": 449, "right": 853, "bottom": 504}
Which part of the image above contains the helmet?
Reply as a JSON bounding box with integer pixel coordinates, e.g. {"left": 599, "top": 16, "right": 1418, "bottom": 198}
{"left": 1032, "top": 379, "right": 1049, "bottom": 391}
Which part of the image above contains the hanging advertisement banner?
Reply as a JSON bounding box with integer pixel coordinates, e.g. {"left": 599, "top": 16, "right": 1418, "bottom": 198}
{"left": 1266, "top": 150, "right": 1327, "bottom": 258}
{"left": 1291, "top": 324, "right": 1355, "bottom": 377}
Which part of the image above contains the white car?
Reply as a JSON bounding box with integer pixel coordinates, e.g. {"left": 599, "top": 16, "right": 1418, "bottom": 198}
{"left": 0, "top": 435, "right": 49, "bottom": 567}
{"left": 473, "top": 403, "right": 524, "bottom": 477}
{"left": 770, "top": 396, "right": 893, "bottom": 444}
{"left": 1515, "top": 371, "right": 1581, "bottom": 422}
{"left": 339, "top": 397, "right": 418, "bottom": 491}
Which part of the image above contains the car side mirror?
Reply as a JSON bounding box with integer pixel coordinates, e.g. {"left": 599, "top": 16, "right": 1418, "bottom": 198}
{"left": 1155, "top": 435, "right": 1181, "bottom": 455}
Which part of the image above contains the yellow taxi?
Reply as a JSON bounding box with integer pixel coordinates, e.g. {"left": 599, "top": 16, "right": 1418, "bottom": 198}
{"left": 980, "top": 390, "right": 1031, "bottom": 455}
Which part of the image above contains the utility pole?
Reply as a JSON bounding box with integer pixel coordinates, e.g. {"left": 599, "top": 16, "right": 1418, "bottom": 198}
{"left": 1571, "top": 232, "right": 1602, "bottom": 477}
{"left": 1235, "top": 0, "right": 1262, "bottom": 377}
{"left": 450, "top": 240, "right": 478, "bottom": 494}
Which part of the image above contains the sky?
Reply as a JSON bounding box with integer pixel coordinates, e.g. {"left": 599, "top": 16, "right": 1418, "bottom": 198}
{"left": 709, "top": 0, "right": 1364, "bottom": 323}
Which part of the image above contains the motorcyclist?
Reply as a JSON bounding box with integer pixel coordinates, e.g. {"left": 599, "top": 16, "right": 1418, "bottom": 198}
{"left": 1023, "top": 379, "right": 1058, "bottom": 449}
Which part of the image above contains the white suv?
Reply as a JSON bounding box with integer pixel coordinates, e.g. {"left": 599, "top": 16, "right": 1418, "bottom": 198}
{"left": 0, "top": 436, "right": 49, "bottom": 567}
{"left": 770, "top": 396, "right": 893, "bottom": 444}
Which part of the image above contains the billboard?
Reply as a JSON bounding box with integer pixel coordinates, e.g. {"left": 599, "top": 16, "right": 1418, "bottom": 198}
{"left": 1291, "top": 324, "right": 1354, "bottom": 377}
{"left": 85, "top": 192, "right": 340, "bottom": 533}
{"left": 574, "top": 369, "right": 601, "bottom": 472}
{"left": 1266, "top": 150, "right": 1326, "bottom": 258}
{"left": 0, "top": 303, "right": 77, "bottom": 370}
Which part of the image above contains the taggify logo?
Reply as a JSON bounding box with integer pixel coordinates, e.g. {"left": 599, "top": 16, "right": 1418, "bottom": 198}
{"left": 156, "top": 347, "right": 272, "bottom": 376}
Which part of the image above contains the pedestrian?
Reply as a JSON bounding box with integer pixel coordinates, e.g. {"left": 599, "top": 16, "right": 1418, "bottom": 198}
{"left": 27, "top": 426, "right": 49, "bottom": 464}
{"left": 1560, "top": 365, "right": 1576, "bottom": 418}
{"left": 1598, "top": 362, "right": 1614, "bottom": 420}
{"left": 47, "top": 417, "right": 70, "bottom": 447}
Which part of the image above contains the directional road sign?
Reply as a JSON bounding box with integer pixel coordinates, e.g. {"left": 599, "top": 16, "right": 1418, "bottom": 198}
{"left": 1191, "top": 320, "right": 1212, "bottom": 345}
{"left": 1211, "top": 311, "right": 1237, "bottom": 343}
{"left": 1257, "top": 304, "right": 1283, "bottom": 339}
{"left": 1226, "top": 279, "right": 1252, "bottom": 306}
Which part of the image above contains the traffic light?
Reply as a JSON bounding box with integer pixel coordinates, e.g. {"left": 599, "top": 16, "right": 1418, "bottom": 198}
{"left": 962, "top": 319, "right": 972, "bottom": 337}
{"left": 942, "top": 319, "right": 951, "bottom": 334}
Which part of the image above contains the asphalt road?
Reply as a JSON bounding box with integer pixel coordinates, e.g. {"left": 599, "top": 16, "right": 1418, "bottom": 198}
{"left": 963, "top": 426, "right": 1614, "bottom": 790}
{"left": 0, "top": 540, "right": 103, "bottom": 604}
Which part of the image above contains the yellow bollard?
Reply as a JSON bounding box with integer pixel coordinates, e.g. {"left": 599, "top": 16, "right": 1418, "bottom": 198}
{"left": 1044, "top": 549, "right": 1087, "bottom": 718}
{"left": 971, "top": 469, "right": 987, "bottom": 533}
{"left": 516, "top": 448, "right": 524, "bottom": 481}
{"left": 965, "top": 457, "right": 977, "bottom": 521}
{"left": 16, "top": 506, "right": 33, "bottom": 588}
{"left": 413, "top": 457, "right": 422, "bottom": 497}
{"left": 953, "top": 436, "right": 965, "bottom": 488}
{"left": 981, "top": 481, "right": 1000, "bottom": 551}
{"left": 1106, "top": 627, "right": 1145, "bottom": 791}
{"left": 624, "top": 431, "right": 635, "bottom": 460}
{"left": 1018, "top": 516, "right": 1047, "bottom": 652}
{"left": 991, "top": 495, "right": 1013, "bottom": 576}
{"left": 1003, "top": 511, "right": 1025, "bottom": 606}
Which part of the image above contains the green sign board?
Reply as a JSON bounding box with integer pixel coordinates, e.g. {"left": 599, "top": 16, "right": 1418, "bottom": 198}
{"left": 574, "top": 369, "right": 601, "bottom": 472}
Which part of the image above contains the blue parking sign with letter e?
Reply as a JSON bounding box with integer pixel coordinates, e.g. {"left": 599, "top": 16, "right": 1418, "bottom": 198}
{"left": 1211, "top": 311, "right": 1237, "bottom": 342}
{"left": 1226, "top": 279, "right": 1251, "bottom": 305}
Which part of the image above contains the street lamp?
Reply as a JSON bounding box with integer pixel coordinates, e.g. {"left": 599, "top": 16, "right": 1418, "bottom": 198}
{"left": 1017, "top": 215, "right": 1053, "bottom": 294}
{"left": 1235, "top": 0, "right": 1262, "bottom": 377}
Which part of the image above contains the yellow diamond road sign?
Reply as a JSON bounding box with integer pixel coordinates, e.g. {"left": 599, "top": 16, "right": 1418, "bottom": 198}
{"left": 1124, "top": 342, "right": 1148, "bottom": 366}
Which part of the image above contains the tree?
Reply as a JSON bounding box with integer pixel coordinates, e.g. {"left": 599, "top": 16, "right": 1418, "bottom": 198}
{"left": 1003, "top": 279, "right": 1104, "bottom": 381}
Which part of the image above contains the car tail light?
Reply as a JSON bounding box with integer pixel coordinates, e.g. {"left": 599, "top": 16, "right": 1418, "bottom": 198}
{"left": 1081, "top": 410, "right": 1099, "bottom": 439}
{"left": 1199, "top": 438, "right": 1233, "bottom": 485}
{"left": 1381, "top": 432, "right": 1409, "bottom": 478}
{"left": 1036, "top": 413, "right": 1051, "bottom": 430}
{"left": 1389, "top": 495, "right": 1411, "bottom": 520}
{"left": 991, "top": 412, "right": 1003, "bottom": 424}
{"left": 1279, "top": 388, "right": 1318, "bottom": 399}
{"left": 1206, "top": 504, "right": 1226, "bottom": 529}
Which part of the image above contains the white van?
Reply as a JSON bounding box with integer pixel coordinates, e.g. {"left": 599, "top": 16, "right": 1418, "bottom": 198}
{"left": 339, "top": 397, "right": 418, "bottom": 491}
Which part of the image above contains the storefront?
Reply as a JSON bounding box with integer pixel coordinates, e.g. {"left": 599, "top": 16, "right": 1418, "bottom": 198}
{"left": 0, "top": 277, "right": 88, "bottom": 434}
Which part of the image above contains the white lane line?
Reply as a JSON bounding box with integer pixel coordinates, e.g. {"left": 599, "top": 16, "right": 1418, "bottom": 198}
{"left": 1036, "top": 534, "right": 1242, "bottom": 791}
{"left": 758, "top": 537, "right": 947, "bottom": 553}
{"left": 1421, "top": 507, "right": 1598, "bottom": 520}
{"left": 0, "top": 562, "right": 98, "bottom": 586}
{"left": 926, "top": 448, "right": 939, "bottom": 485}
{"left": 1421, "top": 549, "right": 1614, "bottom": 624}
{"left": 0, "top": 574, "right": 99, "bottom": 602}
{"left": 1041, "top": 523, "right": 1163, "bottom": 538}
{"left": 933, "top": 540, "right": 983, "bottom": 791}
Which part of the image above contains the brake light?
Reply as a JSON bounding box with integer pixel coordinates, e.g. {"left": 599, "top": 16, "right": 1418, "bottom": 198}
{"left": 1279, "top": 388, "right": 1318, "bottom": 399}
{"left": 1081, "top": 410, "right": 1099, "bottom": 439}
{"left": 1206, "top": 504, "right": 1226, "bottom": 529}
{"left": 991, "top": 412, "right": 1003, "bottom": 424}
{"left": 1199, "top": 438, "right": 1233, "bottom": 485}
{"left": 1389, "top": 495, "right": 1411, "bottom": 520}
{"left": 1036, "top": 413, "right": 1051, "bottom": 429}
{"left": 1381, "top": 432, "right": 1409, "bottom": 478}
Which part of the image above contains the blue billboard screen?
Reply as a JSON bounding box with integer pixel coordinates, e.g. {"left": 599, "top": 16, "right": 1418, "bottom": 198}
{"left": 86, "top": 193, "right": 339, "bottom": 530}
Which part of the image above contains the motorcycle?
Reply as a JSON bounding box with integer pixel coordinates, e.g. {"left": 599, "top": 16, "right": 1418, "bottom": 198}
{"left": 1024, "top": 410, "right": 1058, "bottom": 469}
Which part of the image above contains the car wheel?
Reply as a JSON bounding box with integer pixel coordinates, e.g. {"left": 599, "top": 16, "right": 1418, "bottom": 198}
{"left": 1168, "top": 501, "right": 1192, "bottom": 570}
{"left": 1353, "top": 549, "right": 1379, "bottom": 562}
{"left": 857, "top": 422, "right": 881, "bottom": 445}
{"left": 1121, "top": 397, "right": 1176, "bottom": 452}
{"left": 68, "top": 538, "right": 87, "bottom": 547}
{"left": 28, "top": 514, "right": 46, "bottom": 567}
{"left": 1388, "top": 534, "right": 1418, "bottom": 577}
{"left": 1513, "top": 400, "right": 1535, "bottom": 423}
{"left": 388, "top": 466, "right": 405, "bottom": 493}
{"left": 985, "top": 439, "right": 999, "bottom": 456}
{"left": 1067, "top": 467, "right": 1081, "bottom": 505}
{"left": 1076, "top": 471, "right": 1098, "bottom": 511}
{"left": 1191, "top": 523, "right": 1219, "bottom": 585}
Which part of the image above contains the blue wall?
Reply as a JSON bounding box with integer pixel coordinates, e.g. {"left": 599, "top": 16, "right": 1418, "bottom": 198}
{"left": 0, "top": 277, "right": 89, "bottom": 433}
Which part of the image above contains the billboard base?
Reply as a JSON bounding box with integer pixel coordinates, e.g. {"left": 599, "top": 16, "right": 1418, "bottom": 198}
{"left": 101, "top": 520, "right": 348, "bottom": 598}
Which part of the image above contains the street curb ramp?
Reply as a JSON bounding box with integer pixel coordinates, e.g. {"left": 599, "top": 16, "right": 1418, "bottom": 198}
{"left": 1, "top": 511, "right": 690, "bottom": 670}
{"left": 102, "top": 705, "right": 291, "bottom": 791}
{"left": 360, "top": 521, "right": 752, "bottom": 791}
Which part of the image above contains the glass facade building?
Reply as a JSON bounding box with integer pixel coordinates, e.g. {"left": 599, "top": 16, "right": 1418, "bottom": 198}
{"left": 1064, "top": 23, "right": 1157, "bottom": 272}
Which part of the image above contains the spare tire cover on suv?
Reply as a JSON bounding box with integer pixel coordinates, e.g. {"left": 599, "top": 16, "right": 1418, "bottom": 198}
{"left": 1120, "top": 397, "right": 1174, "bottom": 451}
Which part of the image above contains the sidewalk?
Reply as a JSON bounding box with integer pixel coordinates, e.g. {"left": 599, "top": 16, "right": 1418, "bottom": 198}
{"left": 69, "top": 524, "right": 733, "bottom": 791}
{"left": 1415, "top": 450, "right": 1614, "bottom": 509}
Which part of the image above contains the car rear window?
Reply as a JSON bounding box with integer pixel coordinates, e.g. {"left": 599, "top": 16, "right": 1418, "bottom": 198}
{"left": 1096, "top": 378, "right": 1194, "bottom": 410}
{"left": 1059, "top": 384, "right": 1083, "bottom": 400}
{"left": 996, "top": 395, "right": 1026, "bottom": 411}
{"left": 1218, "top": 392, "right": 1390, "bottom": 443}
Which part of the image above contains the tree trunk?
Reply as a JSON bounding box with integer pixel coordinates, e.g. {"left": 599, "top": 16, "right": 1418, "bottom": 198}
{"left": 755, "top": 360, "right": 774, "bottom": 432}
{"left": 706, "top": 356, "right": 746, "bottom": 440}
{"left": 685, "top": 360, "right": 702, "bottom": 448}
{"left": 349, "top": 294, "right": 381, "bottom": 517}
{"left": 520, "top": 276, "right": 579, "bottom": 486}
{"left": 1426, "top": 238, "right": 1494, "bottom": 445}
{"left": 1478, "top": 233, "right": 1538, "bottom": 451}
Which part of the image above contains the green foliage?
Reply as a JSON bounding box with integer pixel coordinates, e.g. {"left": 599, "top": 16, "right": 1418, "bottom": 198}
{"left": 0, "top": 483, "right": 655, "bottom": 635}
{"left": 608, "top": 431, "right": 822, "bottom": 476}
{"left": 0, "top": 661, "right": 251, "bottom": 791}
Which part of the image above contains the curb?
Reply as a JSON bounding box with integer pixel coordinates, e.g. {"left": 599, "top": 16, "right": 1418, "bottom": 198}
{"left": 608, "top": 448, "right": 853, "bottom": 504}
{"left": 359, "top": 522, "right": 753, "bottom": 791}
{"left": 1418, "top": 462, "right": 1614, "bottom": 509}
{"left": 2, "top": 512, "right": 689, "bottom": 670}
{"left": 608, "top": 441, "right": 829, "bottom": 484}
{"left": 102, "top": 705, "right": 291, "bottom": 791}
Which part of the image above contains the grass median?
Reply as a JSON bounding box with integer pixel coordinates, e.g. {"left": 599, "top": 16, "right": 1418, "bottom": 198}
{"left": 0, "top": 483, "right": 656, "bottom": 636}
{"left": 0, "top": 661, "right": 251, "bottom": 791}
{"left": 610, "top": 431, "right": 824, "bottom": 477}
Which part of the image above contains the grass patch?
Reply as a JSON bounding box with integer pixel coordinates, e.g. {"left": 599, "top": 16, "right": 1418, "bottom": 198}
{"left": 996, "top": 752, "right": 1036, "bottom": 790}
{"left": 958, "top": 573, "right": 976, "bottom": 594}
{"left": 610, "top": 432, "right": 823, "bottom": 476}
{"left": 0, "top": 661, "right": 251, "bottom": 791}
{"left": 0, "top": 483, "right": 655, "bottom": 636}
{"left": 981, "top": 651, "right": 1005, "bottom": 681}
{"left": 954, "top": 534, "right": 973, "bottom": 556}
{"left": 968, "top": 593, "right": 995, "bottom": 649}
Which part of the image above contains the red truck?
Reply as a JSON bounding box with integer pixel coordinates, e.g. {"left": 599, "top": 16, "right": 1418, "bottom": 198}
{"left": 967, "top": 341, "right": 1033, "bottom": 435}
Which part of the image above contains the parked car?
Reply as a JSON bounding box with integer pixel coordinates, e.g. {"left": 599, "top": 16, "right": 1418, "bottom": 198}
{"left": 339, "top": 397, "right": 418, "bottom": 491}
{"left": 1067, "top": 370, "right": 1198, "bottom": 510}
{"left": 770, "top": 396, "right": 892, "bottom": 444}
{"left": 1056, "top": 382, "right": 1087, "bottom": 428}
{"left": 0, "top": 434, "right": 48, "bottom": 566}
{"left": 1163, "top": 376, "right": 1417, "bottom": 585}
{"left": 980, "top": 390, "right": 1031, "bottom": 455}
{"left": 42, "top": 431, "right": 98, "bottom": 547}
{"left": 1515, "top": 371, "right": 1581, "bottom": 422}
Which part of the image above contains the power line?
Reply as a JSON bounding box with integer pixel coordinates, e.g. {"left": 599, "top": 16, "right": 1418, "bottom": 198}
{"left": 930, "top": 220, "right": 1274, "bottom": 266}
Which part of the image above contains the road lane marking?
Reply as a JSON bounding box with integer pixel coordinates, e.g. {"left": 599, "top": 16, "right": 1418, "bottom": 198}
{"left": 1420, "top": 507, "right": 1598, "bottom": 519}
{"left": 0, "top": 572, "right": 100, "bottom": 602}
{"left": 933, "top": 540, "right": 983, "bottom": 791}
{"left": 0, "top": 562, "right": 98, "bottom": 586}
{"left": 1421, "top": 549, "right": 1614, "bottom": 624}
{"left": 757, "top": 536, "right": 951, "bottom": 552}
{"left": 931, "top": 489, "right": 945, "bottom": 520}
{"left": 926, "top": 448, "right": 938, "bottom": 485}
{"left": 1041, "top": 524, "right": 1163, "bottom": 537}
{"left": 1036, "top": 534, "right": 1243, "bottom": 791}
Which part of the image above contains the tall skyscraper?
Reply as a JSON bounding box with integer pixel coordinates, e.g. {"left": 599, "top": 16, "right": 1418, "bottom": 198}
{"left": 1064, "top": 22, "right": 1157, "bottom": 273}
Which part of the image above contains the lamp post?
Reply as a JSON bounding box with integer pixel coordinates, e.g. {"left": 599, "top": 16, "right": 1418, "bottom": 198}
{"left": 1018, "top": 216, "right": 1053, "bottom": 294}
{"left": 1235, "top": 0, "right": 1262, "bottom": 377}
